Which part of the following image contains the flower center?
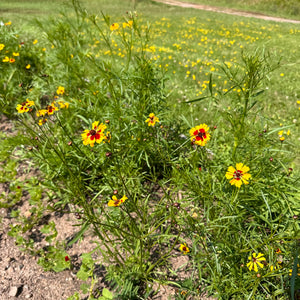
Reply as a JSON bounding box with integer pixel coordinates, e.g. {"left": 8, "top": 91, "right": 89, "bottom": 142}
{"left": 196, "top": 129, "right": 206, "bottom": 140}
{"left": 89, "top": 129, "right": 97, "bottom": 136}
{"left": 234, "top": 170, "right": 243, "bottom": 179}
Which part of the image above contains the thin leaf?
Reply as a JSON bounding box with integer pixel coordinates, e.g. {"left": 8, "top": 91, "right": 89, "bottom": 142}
{"left": 209, "top": 73, "right": 213, "bottom": 96}
{"left": 185, "top": 96, "right": 210, "bottom": 103}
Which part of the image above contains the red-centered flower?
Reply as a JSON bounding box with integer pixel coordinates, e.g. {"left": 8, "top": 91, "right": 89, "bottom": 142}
{"left": 46, "top": 103, "right": 59, "bottom": 115}
{"left": 145, "top": 113, "right": 160, "bottom": 127}
{"left": 189, "top": 124, "right": 210, "bottom": 146}
{"left": 179, "top": 243, "right": 190, "bottom": 255}
{"left": 108, "top": 195, "right": 127, "bottom": 207}
{"left": 16, "top": 99, "right": 35, "bottom": 113}
{"left": 64, "top": 255, "right": 70, "bottom": 262}
{"left": 225, "top": 163, "right": 251, "bottom": 188}
{"left": 82, "top": 121, "right": 107, "bottom": 147}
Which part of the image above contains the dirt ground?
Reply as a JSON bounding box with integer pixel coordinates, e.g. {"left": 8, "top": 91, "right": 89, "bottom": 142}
{"left": 0, "top": 114, "right": 215, "bottom": 299}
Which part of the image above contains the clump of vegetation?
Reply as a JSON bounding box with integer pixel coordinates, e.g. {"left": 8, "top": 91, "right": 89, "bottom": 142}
{"left": 0, "top": 1, "right": 299, "bottom": 299}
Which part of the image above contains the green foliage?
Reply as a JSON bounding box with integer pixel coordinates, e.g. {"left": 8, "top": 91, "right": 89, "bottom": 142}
{"left": 0, "top": 1, "right": 299, "bottom": 299}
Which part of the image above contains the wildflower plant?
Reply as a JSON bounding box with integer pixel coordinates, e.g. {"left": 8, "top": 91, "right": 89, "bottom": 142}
{"left": 1, "top": 1, "right": 299, "bottom": 299}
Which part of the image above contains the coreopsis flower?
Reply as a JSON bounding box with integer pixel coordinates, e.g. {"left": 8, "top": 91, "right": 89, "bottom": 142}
{"left": 16, "top": 99, "right": 35, "bottom": 113}
{"left": 278, "top": 130, "right": 285, "bottom": 141}
{"left": 225, "top": 163, "right": 251, "bottom": 188}
{"left": 189, "top": 123, "right": 210, "bottom": 146}
{"left": 56, "top": 86, "right": 65, "bottom": 95}
{"left": 0, "top": 44, "right": 5, "bottom": 51}
{"left": 82, "top": 121, "right": 107, "bottom": 147}
{"left": 108, "top": 195, "right": 127, "bottom": 207}
{"left": 5, "top": 21, "right": 12, "bottom": 26}
{"left": 26, "top": 64, "right": 31, "bottom": 69}
{"left": 46, "top": 103, "right": 59, "bottom": 115}
{"left": 9, "top": 58, "right": 15, "bottom": 63}
{"left": 38, "top": 118, "right": 47, "bottom": 126}
{"left": 2, "top": 56, "right": 9, "bottom": 62}
{"left": 247, "top": 253, "right": 266, "bottom": 272}
{"left": 145, "top": 113, "right": 160, "bottom": 127}
{"left": 179, "top": 243, "right": 190, "bottom": 255}
{"left": 12, "top": 52, "right": 19, "bottom": 56}
{"left": 36, "top": 109, "right": 48, "bottom": 117}
{"left": 110, "top": 23, "right": 119, "bottom": 31}
{"left": 123, "top": 20, "right": 133, "bottom": 28}
{"left": 33, "top": 39, "right": 38, "bottom": 45}
{"left": 57, "top": 101, "right": 69, "bottom": 109}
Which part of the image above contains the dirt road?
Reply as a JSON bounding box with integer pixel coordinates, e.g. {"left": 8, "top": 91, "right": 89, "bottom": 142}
{"left": 152, "top": 0, "right": 300, "bottom": 24}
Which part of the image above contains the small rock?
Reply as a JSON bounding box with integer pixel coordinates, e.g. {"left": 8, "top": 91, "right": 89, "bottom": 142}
{"left": 9, "top": 286, "right": 18, "bottom": 297}
{"left": 25, "top": 294, "right": 32, "bottom": 299}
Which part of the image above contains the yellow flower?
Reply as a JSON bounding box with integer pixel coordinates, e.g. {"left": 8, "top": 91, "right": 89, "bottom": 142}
{"left": 123, "top": 20, "right": 133, "bottom": 28}
{"left": 16, "top": 99, "right": 35, "bottom": 113}
{"left": 57, "top": 101, "right": 69, "bottom": 109}
{"left": 5, "top": 21, "right": 11, "bottom": 26}
{"left": 179, "top": 243, "right": 190, "bottom": 255}
{"left": 278, "top": 129, "right": 290, "bottom": 141}
{"left": 26, "top": 64, "right": 31, "bottom": 69}
{"left": 145, "top": 113, "right": 160, "bottom": 127}
{"left": 247, "top": 253, "right": 266, "bottom": 272}
{"left": 46, "top": 103, "right": 59, "bottom": 115}
{"left": 33, "top": 39, "right": 38, "bottom": 45}
{"left": 82, "top": 121, "right": 108, "bottom": 147}
{"left": 289, "top": 264, "right": 300, "bottom": 276}
{"left": 110, "top": 23, "right": 119, "bottom": 31}
{"left": 56, "top": 86, "right": 65, "bottom": 95}
{"left": 12, "top": 52, "right": 19, "bottom": 56}
{"left": 38, "top": 118, "right": 47, "bottom": 126}
{"left": 2, "top": 56, "right": 9, "bottom": 62}
{"left": 225, "top": 163, "right": 251, "bottom": 188}
{"left": 36, "top": 109, "right": 48, "bottom": 117}
{"left": 9, "top": 58, "right": 15, "bottom": 63}
{"left": 0, "top": 44, "right": 5, "bottom": 51}
{"left": 189, "top": 123, "right": 210, "bottom": 146}
{"left": 108, "top": 195, "right": 127, "bottom": 207}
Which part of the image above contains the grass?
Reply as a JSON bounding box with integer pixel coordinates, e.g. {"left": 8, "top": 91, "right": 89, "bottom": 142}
{"left": 1, "top": 0, "right": 300, "bottom": 298}
{"left": 1, "top": 0, "right": 299, "bottom": 175}
{"left": 178, "top": 0, "right": 300, "bottom": 21}
{"left": 1, "top": 0, "right": 299, "bottom": 165}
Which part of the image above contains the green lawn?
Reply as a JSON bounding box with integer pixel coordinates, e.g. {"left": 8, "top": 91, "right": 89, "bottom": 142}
{"left": 178, "top": 0, "right": 300, "bottom": 21}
